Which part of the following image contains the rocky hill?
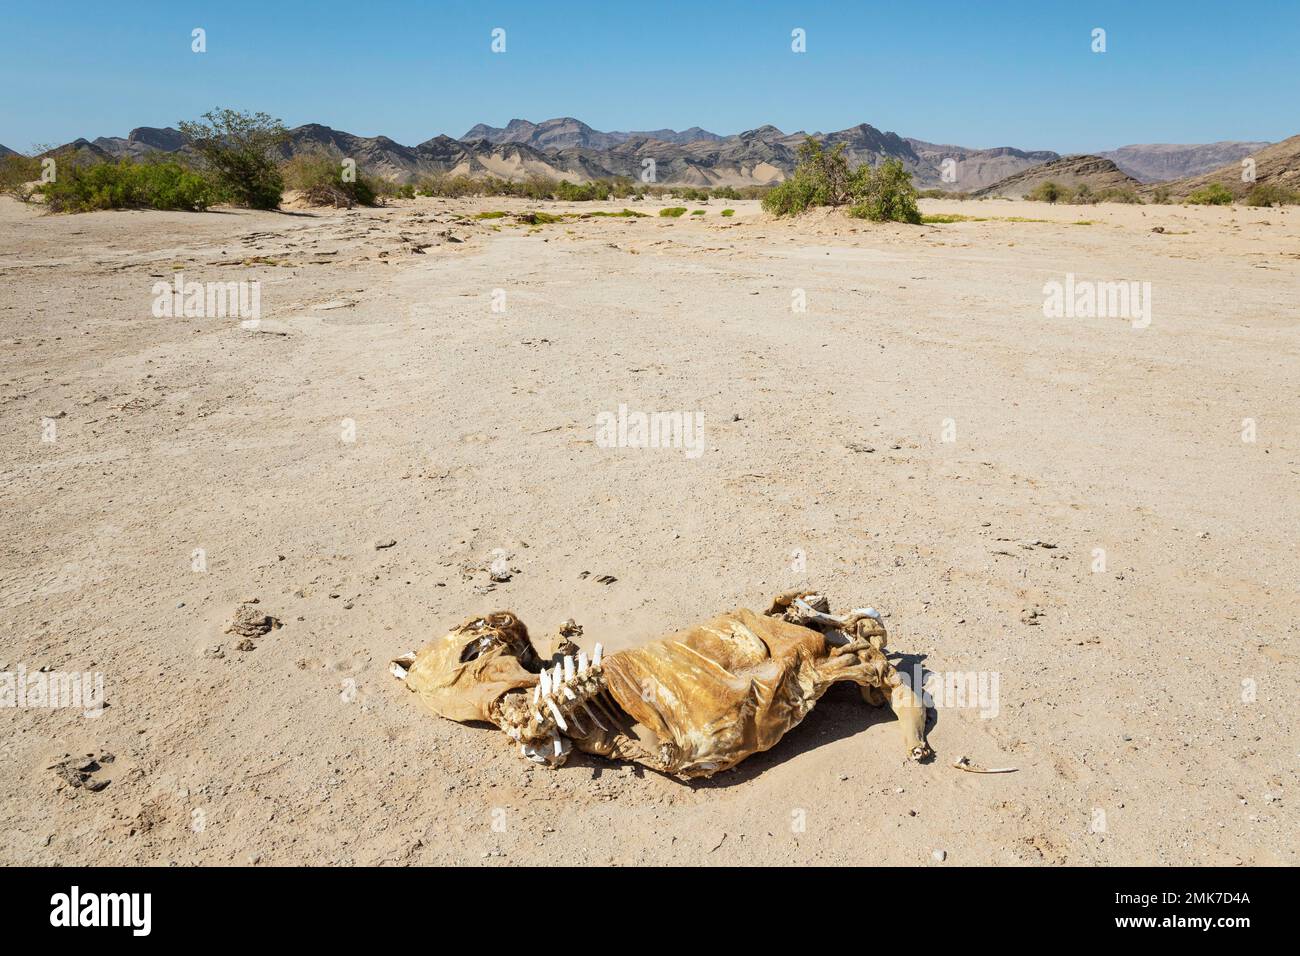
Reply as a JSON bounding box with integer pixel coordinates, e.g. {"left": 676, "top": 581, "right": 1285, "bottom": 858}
{"left": 1151, "top": 135, "right": 1300, "bottom": 200}
{"left": 974, "top": 155, "right": 1141, "bottom": 198}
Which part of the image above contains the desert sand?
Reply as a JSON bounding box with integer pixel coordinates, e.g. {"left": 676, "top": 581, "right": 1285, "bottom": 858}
{"left": 0, "top": 195, "right": 1296, "bottom": 865}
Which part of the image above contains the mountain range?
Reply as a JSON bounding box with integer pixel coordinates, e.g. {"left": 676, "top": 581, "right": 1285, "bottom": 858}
{"left": 1, "top": 117, "right": 1279, "bottom": 193}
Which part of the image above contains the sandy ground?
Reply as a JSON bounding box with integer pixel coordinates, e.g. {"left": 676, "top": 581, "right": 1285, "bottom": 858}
{"left": 0, "top": 194, "right": 1296, "bottom": 866}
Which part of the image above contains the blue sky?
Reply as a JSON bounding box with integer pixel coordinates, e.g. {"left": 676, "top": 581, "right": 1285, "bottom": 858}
{"left": 2, "top": 0, "right": 1296, "bottom": 153}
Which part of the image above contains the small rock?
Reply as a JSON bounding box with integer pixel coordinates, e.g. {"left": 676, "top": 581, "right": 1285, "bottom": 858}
{"left": 226, "top": 602, "right": 281, "bottom": 639}
{"left": 375, "top": 539, "right": 397, "bottom": 550}
{"left": 932, "top": 849, "right": 946, "bottom": 862}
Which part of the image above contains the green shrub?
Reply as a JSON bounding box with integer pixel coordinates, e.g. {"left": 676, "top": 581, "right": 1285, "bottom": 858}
{"left": 919, "top": 188, "right": 972, "bottom": 200}
{"left": 1245, "top": 183, "right": 1298, "bottom": 207}
{"left": 1, "top": 154, "right": 43, "bottom": 201}
{"left": 762, "top": 140, "right": 919, "bottom": 223}
{"left": 761, "top": 176, "right": 820, "bottom": 216}
{"left": 720, "top": 208, "right": 735, "bottom": 217}
{"left": 659, "top": 206, "right": 687, "bottom": 217}
{"left": 1150, "top": 185, "right": 1173, "bottom": 204}
{"left": 1097, "top": 187, "right": 1142, "bottom": 204}
{"left": 690, "top": 209, "right": 705, "bottom": 215}
{"left": 281, "top": 152, "right": 378, "bottom": 207}
{"left": 762, "top": 138, "right": 852, "bottom": 216}
{"left": 1026, "top": 181, "right": 1072, "bottom": 204}
{"left": 179, "top": 108, "right": 288, "bottom": 209}
{"left": 1186, "top": 182, "right": 1233, "bottom": 205}
{"left": 585, "top": 208, "right": 648, "bottom": 217}
{"left": 41, "top": 159, "right": 214, "bottom": 212}
{"left": 847, "top": 158, "right": 921, "bottom": 223}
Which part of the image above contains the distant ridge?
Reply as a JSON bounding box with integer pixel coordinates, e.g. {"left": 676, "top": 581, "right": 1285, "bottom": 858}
{"left": 461, "top": 117, "right": 726, "bottom": 150}
{"left": 1098, "top": 141, "right": 1271, "bottom": 183}
{"left": 28, "top": 116, "right": 1285, "bottom": 192}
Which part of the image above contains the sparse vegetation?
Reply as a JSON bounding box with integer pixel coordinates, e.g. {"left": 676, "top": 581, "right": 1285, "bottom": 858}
{"left": 1245, "top": 183, "right": 1298, "bottom": 207}
{"left": 919, "top": 188, "right": 973, "bottom": 200}
{"left": 281, "top": 151, "right": 379, "bottom": 208}
{"left": 921, "top": 213, "right": 989, "bottom": 224}
{"left": 1186, "top": 183, "right": 1234, "bottom": 205}
{"left": 671, "top": 186, "right": 710, "bottom": 202}
{"left": 515, "top": 211, "right": 567, "bottom": 224}
{"left": 691, "top": 209, "right": 706, "bottom": 215}
{"left": 415, "top": 174, "right": 641, "bottom": 201}
{"left": 585, "top": 208, "right": 649, "bottom": 217}
{"left": 761, "top": 138, "right": 920, "bottom": 223}
{"left": 659, "top": 206, "right": 687, "bottom": 217}
{"left": 409, "top": 174, "right": 767, "bottom": 203}
{"left": 178, "top": 108, "right": 289, "bottom": 209}
{"left": 41, "top": 158, "right": 214, "bottom": 213}
{"left": 374, "top": 180, "right": 416, "bottom": 200}
{"left": 720, "top": 208, "right": 735, "bottom": 217}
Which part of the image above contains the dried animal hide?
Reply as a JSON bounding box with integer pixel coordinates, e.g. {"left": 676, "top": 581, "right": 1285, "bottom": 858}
{"left": 392, "top": 591, "right": 932, "bottom": 779}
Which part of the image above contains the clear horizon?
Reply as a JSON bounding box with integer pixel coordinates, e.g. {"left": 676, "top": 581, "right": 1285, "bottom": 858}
{"left": 2, "top": 0, "right": 1296, "bottom": 154}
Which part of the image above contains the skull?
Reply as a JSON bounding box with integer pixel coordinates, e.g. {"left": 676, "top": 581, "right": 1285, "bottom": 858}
{"left": 394, "top": 591, "right": 931, "bottom": 778}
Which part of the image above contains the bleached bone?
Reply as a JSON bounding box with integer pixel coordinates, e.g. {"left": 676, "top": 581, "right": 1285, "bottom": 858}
{"left": 546, "top": 698, "right": 568, "bottom": 732}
